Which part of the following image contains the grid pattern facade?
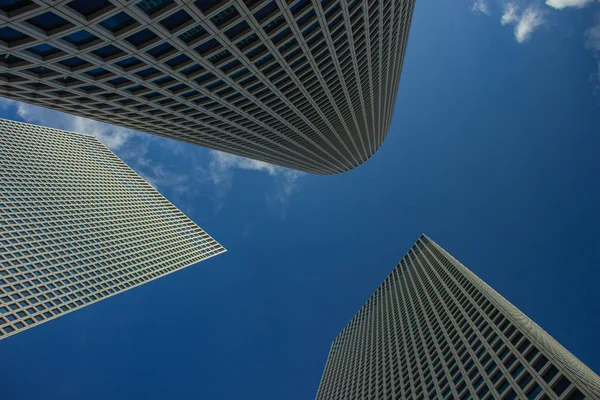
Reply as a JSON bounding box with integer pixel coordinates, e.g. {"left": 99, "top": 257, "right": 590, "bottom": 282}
{"left": 0, "top": 118, "right": 226, "bottom": 340}
{"left": 0, "top": 0, "right": 415, "bottom": 175}
{"left": 316, "top": 235, "right": 600, "bottom": 400}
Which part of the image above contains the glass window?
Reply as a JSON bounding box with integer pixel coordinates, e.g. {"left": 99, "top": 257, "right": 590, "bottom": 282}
{"left": 67, "top": 0, "right": 111, "bottom": 17}
{"left": 137, "top": 0, "right": 174, "bottom": 15}
{"left": 0, "top": 27, "right": 30, "bottom": 44}
{"left": 526, "top": 383, "right": 542, "bottom": 400}
{"left": 160, "top": 10, "right": 192, "bottom": 31}
{"left": 98, "top": 12, "right": 136, "bottom": 33}
{"left": 552, "top": 376, "right": 571, "bottom": 396}
{"left": 125, "top": 29, "right": 158, "bottom": 47}
{"left": 62, "top": 30, "right": 98, "bottom": 46}
{"left": 26, "top": 12, "right": 70, "bottom": 32}
{"left": 27, "top": 43, "right": 61, "bottom": 57}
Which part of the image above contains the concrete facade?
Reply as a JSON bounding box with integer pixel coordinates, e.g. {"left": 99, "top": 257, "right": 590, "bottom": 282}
{"left": 0, "top": 118, "right": 225, "bottom": 339}
{"left": 316, "top": 235, "right": 600, "bottom": 400}
{"left": 0, "top": 0, "right": 415, "bottom": 174}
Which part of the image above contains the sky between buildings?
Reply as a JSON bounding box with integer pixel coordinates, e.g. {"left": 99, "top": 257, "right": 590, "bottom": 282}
{"left": 0, "top": 0, "right": 599, "bottom": 399}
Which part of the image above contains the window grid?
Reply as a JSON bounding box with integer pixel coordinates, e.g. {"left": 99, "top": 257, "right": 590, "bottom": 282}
{"left": 0, "top": 0, "right": 415, "bottom": 175}
{"left": 316, "top": 235, "right": 600, "bottom": 400}
{"left": 0, "top": 118, "right": 226, "bottom": 339}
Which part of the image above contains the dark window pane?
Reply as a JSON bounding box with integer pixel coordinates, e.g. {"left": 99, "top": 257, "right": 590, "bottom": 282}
{"left": 58, "top": 56, "right": 88, "bottom": 68}
{"left": 194, "top": 0, "right": 220, "bottom": 13}
{"left": 27, "top": 66, "right": 54, "bottom": 75}
{"left": 254, "top": 1, "right": 278, "bottom": 23}
{"left": 85, "top": 67, "right": 110, "bottom": 78}
{"left": 136, "top": 67, "right": 159, "bottom": 78}
{"left": 195, "top": 38, "right": 220, "bottom": 55}
{"left": 0, "top": 0, "right": 34, "bottom": 14}
{"left": 98, "top": 11, "right": 135, "bottom": 33}
{"left": 125, "top": 29, "right": 158, "bottom": 47}
{"left": 565, "top": 388, "right": 585, "bottom": 400}
{"left": 0, "top": 27, "right": 30, "bottom": 44}
{"left": 160, "top": 10, "right": 192, "bottom": 31}
{"left": 137, "top": 0, "right": 174, "bottom": 15}
{"left": 26, "top": 12, "right": 70, "bottom": 32}
{"left": 210, "top": 5, "right": 239, "bottom": 28}
{"left": 518, "top": 372, "right": 532, "bottom": 389}
{"left": 115, "top": 56, "right": 142, "bottom": 69}
{"left": 146, "top": 42, "right": 174, "bottom": 58}
{"left": 92, "top": 44, "right": 124, "bottom": 59}
{"left": 542, "top": 365, "right": 558, "bottom": 383}
{"left": 67, "top": 0, "right": 111, "bottom": 17}
{"left": 552, "top": 376, "right": 571, "bottom": 396}
{"left": 178, "top": 25, "right": 207, "bottom": 43}
{"left": 526, "top": 383, "right": 542, "bottom": 400}
{"left": 62, "top": 30, "right": 98, "bottom": 46}
{"left": 533, "top": 355, "right": 548, "bottom": 372}
{"left": 224, "top": 21, "right": 249, "bottom": 40}
{"left": 165, "top": 54, "right": 191, "bottom": 68}
{"left": 107, "top": 77, "right": 131, "bottom": 86}
{"left": 27, "top": 43, "right": 61, "bottom": 57}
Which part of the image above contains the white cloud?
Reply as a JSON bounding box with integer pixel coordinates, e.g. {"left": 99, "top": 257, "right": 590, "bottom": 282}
{"left": 208, "top": 150, "right": 278, "bottom": 186}
{"left": 471, "top": 0, "right": 491, "bottom": 15}
{"left": 585, "top": 15, "right": 600, "bottom": 86}
{"left": 0, "top": 98, "right": 304, "bottom": 213}
{"left": 208, "top": 150, "right": 304, "bottom": 216}
{"left": 514, "top": 6, "right": 545, "bottom": 43}
{"left": 546, "top": 0, "right": 595, "bottom": 9}
{"left": 0, "top": 99, "right": 136, "bottom": 150}
{"left": 501, "top": 3, "right": 519, "bottom": 25}
{"left": 586, "top": 16, "right": 600, "bottom": 53}
{"left": 500, "top": 3, "right": 545, "bottom": 43}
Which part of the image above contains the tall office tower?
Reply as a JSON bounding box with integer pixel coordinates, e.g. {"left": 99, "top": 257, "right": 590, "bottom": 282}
{"left": 0, "top": 0, "right": 415, "bottom": 174}
{"left": 0, "top": 118, "right": 226, "bottom": 340}
{"left": 316, "top": 235, "right": 600, "bottom": 400}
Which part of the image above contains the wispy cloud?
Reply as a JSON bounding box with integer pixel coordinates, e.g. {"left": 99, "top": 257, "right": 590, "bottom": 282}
{"left": 0, "top": 98, "right": 304, "bottom": 214}
{"left": 208, "top": 150, "right": 279, "bottom": 186}
{"left": 501, "top": 2, "right": 520, "bottom": 25}
{"left": 500, "top": 3, "right": 545, "bottom": 43}
{"left": 514, "top": 6, "right": 545, "bottom": 43}
{"left": 0, "top": 99, "right": 136, "bottom": 150}
{"left": 472, "top": 0, "right": 491, "bottom": 15}
{"left": 208, "top": 150, "right": 304, "bottom": 217}
{"left": 585, "top": 14, "right": 600, "bottom": 86}
{"left": 546, "top": 0, "right": 595, "bottom": 9}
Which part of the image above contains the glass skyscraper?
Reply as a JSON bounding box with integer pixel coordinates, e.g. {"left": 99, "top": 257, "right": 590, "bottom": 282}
{"left": 316, "top": 235, "right": 600, "bottom": 400}
{"left": 0, "top": 118, "right": 225, "bottom": 340}
{"left": 0, "top": 0, "right": 415, "bottom": 174}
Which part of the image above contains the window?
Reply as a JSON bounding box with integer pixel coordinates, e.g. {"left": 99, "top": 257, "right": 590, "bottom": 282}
{"left": 67, "top": 0, "right": 112, "bottom": 17}
{"left": 551, "top": 376, "right": 571, "bottom": 396}
{"left": 542, "top": 365, "right": 558, "bottom": 383}
{"left": 526, "top": 383, "right": 542, "bottom": 399}
{"left": 26, "top": 12, "right": 71, "bottom": 32}
{"left": 137, "top": 0, "right": 174, "bottom": 15}
{"left": 125, "top": 29, "right": 158, "bottom": 47}
{"left": 98, "top": 12, "right": 136, "bottom": 33}
{"left": 533, "top": 355, "right": 548, "bottom": 372}
{"left": 160, "top": 10, "right": 192, "bottom": 31}
{"left": 0, "top": 27, "right": 30, "bottom": 44}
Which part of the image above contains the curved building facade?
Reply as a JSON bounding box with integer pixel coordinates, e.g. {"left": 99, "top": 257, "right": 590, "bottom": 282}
{"left": 0, "top": 0, "right": 415, "bottom": 174}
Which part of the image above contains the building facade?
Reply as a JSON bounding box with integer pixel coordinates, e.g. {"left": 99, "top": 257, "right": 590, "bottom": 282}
{"left": 316, "top": 235, "right": 600, "bottom": 400}
{"left": 0, "top": 0, "right": 415, "bottom": 174}
{"left": 0, "top": 118, "right": 225, "bottom": 340}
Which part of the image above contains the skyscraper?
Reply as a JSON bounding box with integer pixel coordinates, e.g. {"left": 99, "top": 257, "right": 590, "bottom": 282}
{"left": 316, "top": 235, "right": 600, "bottom": 400}
{"left": 0, "top": 0, "right": 415, "bottom": 174}
{"left": 0, "top": 118, "right": 226, "bottom": 340}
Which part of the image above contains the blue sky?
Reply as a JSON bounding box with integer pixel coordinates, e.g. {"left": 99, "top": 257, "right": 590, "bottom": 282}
{"left": 1, "top": 0, "right": 599, "bottom": 399}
